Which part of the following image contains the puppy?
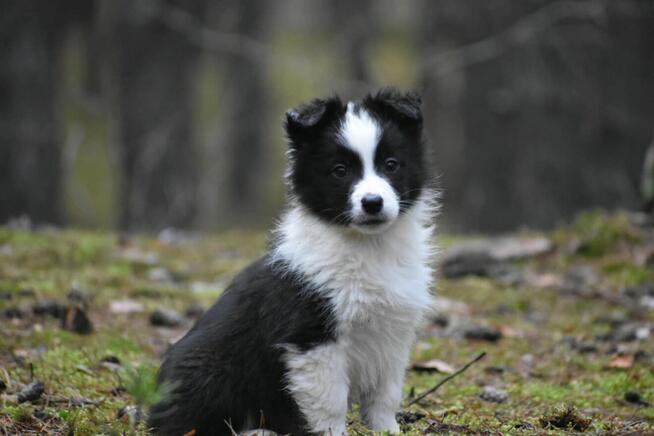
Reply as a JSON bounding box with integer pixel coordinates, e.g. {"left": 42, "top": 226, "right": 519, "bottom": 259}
{"left": 148, "top": 88, "right": 436, "bottom": 435}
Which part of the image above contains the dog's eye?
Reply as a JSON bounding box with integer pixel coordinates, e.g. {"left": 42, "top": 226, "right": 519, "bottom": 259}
{"left": 384, "top": 158, "right": 400, "bottom": 173}
{"left": 331, "top": 164, "right": 347, "bottom": 178}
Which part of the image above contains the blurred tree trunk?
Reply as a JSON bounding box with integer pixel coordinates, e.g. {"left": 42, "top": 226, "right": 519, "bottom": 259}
{"left": 420, "top": 1, "right": 654, "bottom": 232}
{"left": 101, "top": 0, "right": 203, "bottom": 231}
{"left": 207, "top": 0, "right": 268, "bottom": 227}
{"left": 330, "top": 0, "right": 374, "bottom": 94}
{"left": 0, "top": 3, "right": 69, "bottom": 224}
{"left": 418, "top": 0, "right": 469, "bottom": 231}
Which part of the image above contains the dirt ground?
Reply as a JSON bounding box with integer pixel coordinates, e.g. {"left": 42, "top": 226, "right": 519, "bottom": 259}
{"left": 1, "top": 210, "right": 653, "bottom": 435}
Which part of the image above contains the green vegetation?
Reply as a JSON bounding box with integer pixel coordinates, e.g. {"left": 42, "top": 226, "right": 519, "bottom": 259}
{"left": 1, "top": 211, "right": 653, "bottom": 434}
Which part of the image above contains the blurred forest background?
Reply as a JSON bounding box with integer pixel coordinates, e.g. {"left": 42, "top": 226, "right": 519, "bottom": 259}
{"left": 1, "top": 0, "right": 653, "bottom": 234}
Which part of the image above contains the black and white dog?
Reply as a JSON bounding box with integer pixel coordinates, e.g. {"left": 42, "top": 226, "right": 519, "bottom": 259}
{"left": 148, "top": 88, "right": 436, "bottom": 435}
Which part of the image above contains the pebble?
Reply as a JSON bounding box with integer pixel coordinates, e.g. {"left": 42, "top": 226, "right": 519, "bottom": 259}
{"left": 4, "top": 306, "right": 29, "bottom": 319}
{"left": 32, "top": 300, "right": 66, "bottom": 318}
{"left": 186, "top": 303, "right": 206, "bottom": 319}
{"left": 17, "top": 380, "right": 45, "bottom": 403}
{"left": 147, "top": 267, "right": 172, "bottom": 282}
{"left": 480, "top": 385, "right": 508, "bottom": 403}
{"left": 150, "top": 308, "right": 184, "bottom": 328}
{"left": 464, "top": 326, "right": 502, "bottom": 342}
{"left": 33, "top": 410, "right": 49, "bottom": 421}
{"left": 117, "top": 404, "right": 142, "bottom": 424}
{"left": 624, "top": 391, "right": 650, "bottom": 406}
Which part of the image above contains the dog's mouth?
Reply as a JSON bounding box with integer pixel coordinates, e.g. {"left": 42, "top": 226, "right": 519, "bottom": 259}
{"left": 357, "top": 218, "right": 387, "bottom": 226}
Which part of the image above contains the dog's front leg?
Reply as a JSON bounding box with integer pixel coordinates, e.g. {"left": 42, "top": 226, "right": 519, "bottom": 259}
{"left": 359, "top": 345, "right": 410, "bottom": 433}
{"left": 283, "top": 343, "right": 349, "bottom": 435}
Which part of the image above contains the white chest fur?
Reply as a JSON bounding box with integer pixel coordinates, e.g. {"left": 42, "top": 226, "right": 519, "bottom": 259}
{"left": 271, "top": 200, "right": 436, "bottom": 423}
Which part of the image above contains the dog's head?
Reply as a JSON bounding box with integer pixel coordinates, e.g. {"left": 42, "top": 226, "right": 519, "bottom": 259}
{"left": 284, "top": 88, "right": 426, "bottom": 235}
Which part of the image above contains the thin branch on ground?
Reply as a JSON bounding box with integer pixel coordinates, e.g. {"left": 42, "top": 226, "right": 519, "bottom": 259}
{"left": 404, "top": 351, "right": 487, "bottom": 407}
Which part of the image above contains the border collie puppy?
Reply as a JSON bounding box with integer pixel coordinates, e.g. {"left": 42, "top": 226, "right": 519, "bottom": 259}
{"left": 148, "top": 88, "right": 436, "bottom": 435}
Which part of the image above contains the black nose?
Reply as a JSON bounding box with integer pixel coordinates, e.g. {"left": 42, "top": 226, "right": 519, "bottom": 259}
{"left": 361, "top": 194, "right": 383, "bottom": 214}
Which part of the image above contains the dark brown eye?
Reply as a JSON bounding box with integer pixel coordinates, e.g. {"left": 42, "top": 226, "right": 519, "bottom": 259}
{"left": 384, "top": 158, "right": 400, "bottom": 173}
{"left": 331, "top": 164, "right": 347, "bottom": 178}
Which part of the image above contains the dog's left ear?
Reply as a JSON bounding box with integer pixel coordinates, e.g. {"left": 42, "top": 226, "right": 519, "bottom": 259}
{"left": 365, "top": 88, "right": 422, "bottom": 128}
{"left": 284, "top": 96, "right": 344, "bottom": 149}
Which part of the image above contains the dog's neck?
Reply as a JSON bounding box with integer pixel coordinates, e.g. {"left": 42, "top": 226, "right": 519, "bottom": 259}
{"left": 270, "top": 196, "right": 437, "bottom": 294}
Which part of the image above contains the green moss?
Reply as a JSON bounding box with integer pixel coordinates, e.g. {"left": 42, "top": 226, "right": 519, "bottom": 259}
{"left": 602, "top": 261, "right": 653, "bottom": 287}
{"left": 572, "top": 210, "right": 640, "bottom": 257}
{"left": 2, "top": 218, "right": 654, "bottom": 434}
{"left": 539, "top": 405, "right": 592, "bottom": 432}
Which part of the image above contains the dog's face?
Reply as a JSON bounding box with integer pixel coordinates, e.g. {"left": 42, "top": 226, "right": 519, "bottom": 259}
{"left": 285, "top": 89, "right": 426, "bottom": 235}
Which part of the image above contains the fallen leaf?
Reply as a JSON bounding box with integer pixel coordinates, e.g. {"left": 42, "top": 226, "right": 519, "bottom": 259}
{"left": 499, "top": 325, "right": 524, "bottom": 338}
{"left": 608, "top": 355, "right": 634, "bottom": 369}
{"left": 62, "top": 306, "right": 93, "bottom": 335}
{"left": 75, "top": 364, "right": 94, "bottom": 375}
{"left": 411, "top": 358, "right": 455, "bottom": 374}
{"left": 110, "top": 299, "right": 145, "bottom": 315}
{"left": 525, "top": 272, "right": 562, "bottom": 288}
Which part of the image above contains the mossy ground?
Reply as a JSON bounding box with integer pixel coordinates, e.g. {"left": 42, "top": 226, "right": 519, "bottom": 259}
{"left": 1, "top": 211, "right": 653, "bottom": 435}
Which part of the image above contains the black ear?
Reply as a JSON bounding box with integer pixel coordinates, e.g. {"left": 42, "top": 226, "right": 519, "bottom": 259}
{"left": 364, "top": 88, "right": 422, "bottom": 126}
{"left": 284, "top": 96, "right": 344, "bottom": 148}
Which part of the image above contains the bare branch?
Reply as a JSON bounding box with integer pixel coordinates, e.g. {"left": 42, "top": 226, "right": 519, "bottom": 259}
{"left": 146, "top": 0, "right": 372, "bottom": 91}
{"left": 419, "top": 0, "right": 608, "bottom": 79}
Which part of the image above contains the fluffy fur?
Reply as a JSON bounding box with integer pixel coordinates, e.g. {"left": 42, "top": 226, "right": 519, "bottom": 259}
{"left": 148, "top": 88, "right": 437, "bottom": 435}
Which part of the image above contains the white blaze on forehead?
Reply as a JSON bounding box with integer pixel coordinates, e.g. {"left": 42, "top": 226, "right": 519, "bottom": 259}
{"left": 339, "top": 102, "right": 381, "bottom": 171}
{"left": 339, "top": 103, "right": 401, "bottom": 232}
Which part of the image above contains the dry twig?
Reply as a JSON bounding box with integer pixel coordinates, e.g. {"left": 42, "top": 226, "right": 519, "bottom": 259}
{"left": 404, "top": 351, "right": 487, "bottom": 407}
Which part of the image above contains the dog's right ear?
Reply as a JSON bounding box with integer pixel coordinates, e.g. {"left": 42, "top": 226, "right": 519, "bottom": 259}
{"left": 284, "top": 96, "right": 344, "bottom": 149}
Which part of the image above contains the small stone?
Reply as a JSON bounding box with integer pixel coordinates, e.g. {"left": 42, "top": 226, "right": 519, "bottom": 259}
{"left": 32, "top": 300, "right": 66, "bottom": 318}
{"left": 396, "top": 410, "right": 425, "bottom": 424}
{"left": 611, "top": 323, "right": 649, "bottom": 342}
{"left": 186, "top": 303, "right": 205, "bottom": 319}
{"left": 61, "top": 306, "right": 94, "bottom": 335}
{"left": 17, "top": 380, "right": 45, "bottom": 403}
{"left": 110, "top": 299, "right": 145, "bottom": 315}
{"left": 117, "top": 404, "right": 142, "bottom": 425}
{"left": 412, "top": 358, "right": 455, "bottom": 374}
{"left": 100, "top": 355, "right": 121, "bottom": 365}
{"left": 33, "top": 409, "right": 49, "bottom": 421}
{"left": 596, "top": 312, "right": 628, "bottom": 327}
{"left": 147, "top": 267, "right": 172, "bottom": 282}
{"left": 4, "top": 306, "right": 28, "bottom": 319}
{"left": 100, "top": 355, "right": 122, "bottom": 372}
{"left": 624, "top": 391, "right": 650, "bottom": 406}
{"left": 576, "top": 341, "right": 599, "bottom": 353}
{"left": 520, "top": 354, "right": 535, "bottom": 367}
{"left": 624, "top": 284, "right": 654, "bottom": 298}
{"left": 150, "top": 308, "right": 184, "bottom": 328}
{"left": 484, "top": 365, "right": 509, "bottom": 375}
{"left": 464, "top": 326, "right": 502, "bottom": 342}
{"left": 480, "top": 385, "right": 508, "bottom": 403}
{"left": 0, "top": 243, "right": 13, "bottom": 256}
